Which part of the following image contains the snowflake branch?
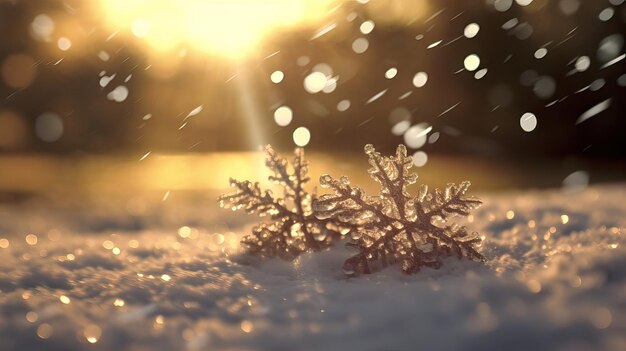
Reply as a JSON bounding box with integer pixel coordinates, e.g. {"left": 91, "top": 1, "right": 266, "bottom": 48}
{"left": 314, "top": 144, "right": 485, "bottom": 275}
{"left": 425, "top": 182, "right": 482, "bottom": 219}
{"left": 220, "top": 145, "right": 346, "bottom": 260}
{"left": 219, "top": 179, "right": 293, "bottom": 220}
{"left": 366, "top": 144, "right": 409, "bottom": 220}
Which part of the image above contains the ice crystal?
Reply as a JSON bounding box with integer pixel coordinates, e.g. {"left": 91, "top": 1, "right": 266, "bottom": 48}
{"left": 314, "top": 144, "right": 485, "bottom": 275}
{"left": 219, "top": 145, "right": 351, "bottom": 259}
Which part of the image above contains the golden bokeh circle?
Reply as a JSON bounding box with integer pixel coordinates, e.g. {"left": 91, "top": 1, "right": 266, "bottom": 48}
{"left": 1, "top": 53, "right": 37, "bottom": 89}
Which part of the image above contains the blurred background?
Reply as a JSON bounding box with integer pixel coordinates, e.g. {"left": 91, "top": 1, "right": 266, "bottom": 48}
{"left": 0, "top": 0, "right": 625, "bottom": 208}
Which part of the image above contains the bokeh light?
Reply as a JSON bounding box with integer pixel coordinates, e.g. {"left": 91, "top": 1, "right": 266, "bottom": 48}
{"left": 412, "top": 72, "right": 428, "bottom": 88}
{"left": 337, "top": 100, "right": 351, "bottom": 112}
{"left": 274, "top": 106, "right": 293, "bottom": 127}
{"left": 303, "top": 72, "right": 327, "bottom": 94}
{"left": 520, "top": 113, "right": 537, "bottom": 132}
{"left": 360, "top": 20, "right": 375, "bottom": 35}
{"left": 57, "top": 37, "right": 72, "bottom": 51}
{"left": 293, "top": 127, "right": 311, "bottom": 147}
{"left": 37, "top": 323, "right": 53, "bottom": 339}
{"left": 270, "top": 71, "right": 284, "bottom": 84}
{"left": 30, "top": 14, "right": 55, "bottom": 41}
{"left": 84, "top": 324, "right": 102, "bottom": 343}
{"left": 385, "top": 68, "right": 398, "bottom": 79}
{"left": 0, "top": 110, "right": 28, "bottom": 149}
{"left": 464, "top": 23, "right": 480, "bottom": 38}
{"left": 352, "top": 38, "right": 369, "bottom": 54}
{"left": 412, "top": 151, "right": 428, "bottom": 167}
{"left": 463, "top": 54, "right": 480, "bottom": 71}
{"left": 107, "top": 86, "right": 129, "bottom": 102}
{"left": 403, "top": 123, "right": 430, "bottom": 149}
{"left": 1, "top": 54, "right": 37, "bottom": 88}
{"left": 35, "top": 113, "right": 64, "bottom": 142}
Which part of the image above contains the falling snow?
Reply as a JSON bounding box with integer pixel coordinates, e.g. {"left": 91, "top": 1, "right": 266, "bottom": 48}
{"left": 520, "top": 112, "right": 538, "bottom": 132}
{"left": 293, "top": 127, "right": 311, "bottom": 147}
{"left": 384, "top": 67, "right": 398, "bottom": 79}
{"left": 464, "top": 23, "right": 480, "bottom": 38}
{"left": 412, "top": 72, "right": 428, "bottom": 88}
{"left": 351, "top": 38, "right": 369, "bottom": 54}
{"left": 107, "top": 85, "right": 129, "bottom": 102}
{"left": 2, "top": 1, "right": 626, "bottom": 349}
{"left": 576, "top": 99, "right": 612, "bottom": 125}
{"left": 463, "top": 54, "right": 480, "bottom": 71}
{"left": 303, "top": 72, "right": 327, "bottom": 94}
{"left": 274, "top": 106, "right": 293, "bottom": 127}
{"left": 336, "top": 100, "right": 351, "bottom": 112}
{"left": 366, "top": 89, "right": 387, "bottom": 104}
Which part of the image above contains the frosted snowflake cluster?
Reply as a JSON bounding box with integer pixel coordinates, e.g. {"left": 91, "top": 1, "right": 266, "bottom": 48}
{"left": 220, "top": 144, "right": 484, "bottom": 275}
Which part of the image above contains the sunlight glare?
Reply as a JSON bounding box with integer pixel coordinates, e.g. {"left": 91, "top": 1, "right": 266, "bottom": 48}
{"left": 100, "top": 0, "right": 334, "bottom": 58}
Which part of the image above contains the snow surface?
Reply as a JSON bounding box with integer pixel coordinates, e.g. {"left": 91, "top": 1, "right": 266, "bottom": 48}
{"left": 1, "top": 184, "right": 626, "bottom": 351}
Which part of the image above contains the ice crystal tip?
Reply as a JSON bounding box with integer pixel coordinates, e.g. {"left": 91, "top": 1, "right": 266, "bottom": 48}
{"left": 320, "top": 174, "right": 332, "bottom": 186}
{"left": 340, "top": 176, "right": 350, "bottom": 185}
{"left": 395, "top": 144, "right": 407, "bottom": 156}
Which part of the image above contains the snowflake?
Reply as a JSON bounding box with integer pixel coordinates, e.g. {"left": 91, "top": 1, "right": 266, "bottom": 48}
{"left": 314, "top": 144, "right": 485, "bottom": 275}
{"left": 219, "top": 145, "right": 351, "bottom": 259}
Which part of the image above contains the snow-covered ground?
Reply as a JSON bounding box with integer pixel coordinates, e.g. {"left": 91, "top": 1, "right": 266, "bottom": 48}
{"left": 1, "top": 184, "right": 625, "bottom": 351}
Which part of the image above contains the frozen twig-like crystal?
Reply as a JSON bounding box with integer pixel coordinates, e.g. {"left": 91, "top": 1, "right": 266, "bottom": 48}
{"left": 314, "top": 144, "right": 485, "bottom": 275}
{"left": 219, "top": 145, "right": 352, "bottom": 259}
